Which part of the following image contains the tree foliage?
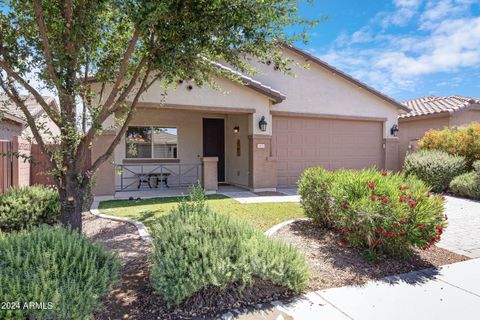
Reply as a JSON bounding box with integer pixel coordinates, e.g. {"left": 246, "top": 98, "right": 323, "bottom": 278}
{"left": 0, "top": 0, "right": 314, "bottom": 230}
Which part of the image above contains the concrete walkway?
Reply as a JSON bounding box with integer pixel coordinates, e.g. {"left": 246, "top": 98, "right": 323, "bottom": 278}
{"left": 437, "top": 196, "right": 480, "bottom": 258}
{"left": 231, "top": 258, "right": 480, "bottom": 320}
{"left": 222, "top": 187, "right": 301, "bottom": 204}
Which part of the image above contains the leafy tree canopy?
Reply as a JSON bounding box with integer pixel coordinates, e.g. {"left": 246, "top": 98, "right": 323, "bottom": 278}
{"left": 0, "top": 0, "right": 314, "bottom": 230}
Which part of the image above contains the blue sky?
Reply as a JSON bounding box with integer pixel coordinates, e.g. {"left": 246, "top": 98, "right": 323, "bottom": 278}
{"left": 292, "top": 0, "right": 480, "bottom": 101}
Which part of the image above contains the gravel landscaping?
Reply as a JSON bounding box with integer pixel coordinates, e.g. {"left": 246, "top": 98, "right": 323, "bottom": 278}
{"left": 82, "top": 213, "right": 296, "bottom": 320}
{"left": 272, "top": 219, "right": 470, "bottom": 291}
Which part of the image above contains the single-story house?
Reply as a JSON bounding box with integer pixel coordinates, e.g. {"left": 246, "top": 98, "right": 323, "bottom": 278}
{"left": 398, "top": 96, "right": 480, "bottom": 166}
{"left": 0, "top": 95, "right": 60, "bottom": 143}
{"left": 0, "top": 95, "right": 59, "bottom": 190}
{"left": 90, "top": 45, "right": 410, "bottom": 196}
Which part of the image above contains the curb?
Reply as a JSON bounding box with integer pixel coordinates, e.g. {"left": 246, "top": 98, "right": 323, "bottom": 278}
{"left": 89, "top": 200, "right": 151, "bottom": 243}
{"left": 264, "top": 218, "right": 311, "bottom": 237}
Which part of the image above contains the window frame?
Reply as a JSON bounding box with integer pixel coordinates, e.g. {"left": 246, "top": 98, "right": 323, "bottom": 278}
{"left": 125, "top": 125, "right": 179, "bottom": 160}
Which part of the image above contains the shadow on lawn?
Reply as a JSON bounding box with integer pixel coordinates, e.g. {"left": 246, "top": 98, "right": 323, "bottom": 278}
{"left": 286, "top": 220, "right": 441, "bottom": 288}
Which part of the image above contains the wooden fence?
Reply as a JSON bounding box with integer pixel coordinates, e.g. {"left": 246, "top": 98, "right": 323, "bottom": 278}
{"left": 0, "top": 140, "right": 14, "bottom": 193}
{"left": 30, "top": 144, "right": 91, "bottom": 186}
{"left": 0, "top": 137, "right": 31, "bottom": 193}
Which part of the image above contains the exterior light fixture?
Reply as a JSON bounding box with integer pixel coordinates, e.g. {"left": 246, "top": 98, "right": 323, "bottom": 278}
{"left": 259, "top": 116, "right": 267, "bottom": 132}
{"left": 233, "top": 126, "right": 240, "bottom": 134}
{"left": 390, "top": 124, "right": 399, "bottom": 137}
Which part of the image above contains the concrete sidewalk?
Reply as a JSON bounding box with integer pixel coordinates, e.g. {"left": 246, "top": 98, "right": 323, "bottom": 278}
{"left": 230, "top": 258, "right": 480, "bottom": 320}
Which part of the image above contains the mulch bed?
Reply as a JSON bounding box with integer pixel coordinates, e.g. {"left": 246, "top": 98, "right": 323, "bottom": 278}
{"left": 83, "top": 213, "right": 294, "bottom": 320}
{"left": 272, "top": 219, "right": 470, "bottom": 291}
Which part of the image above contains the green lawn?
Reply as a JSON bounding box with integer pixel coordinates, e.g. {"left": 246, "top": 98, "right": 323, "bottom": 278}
{"left": 98, "top": 194, "right": 304, "bottom": 232}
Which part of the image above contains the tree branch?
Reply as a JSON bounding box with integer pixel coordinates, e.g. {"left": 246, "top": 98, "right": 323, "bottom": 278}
{"left": 0, "top": 60, "right": 62, "bottom": 126}
{"left": 100, "top": 29, "right": 140, "bottom": 112}
{"left": 32, "top": 0, "right": 60, "bottom": 87}
{"left": 87, "top": 67, "right": 152, "bottom": 176}
{"left": 82, "top": 55, "right": 148, "bottom": 148}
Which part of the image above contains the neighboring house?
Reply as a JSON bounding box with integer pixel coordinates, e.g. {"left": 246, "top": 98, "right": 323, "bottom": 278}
{"left": 90, "top": 45, "right": 410, "bottom": 196}
{"left": 0, "top": 95, "right": 60, "bottom": 190}
{"left": 0, "top": 95, "right": 60, "bottom": 143}
{"left": 398, "top": 96, "right": 480, "bottom": 166}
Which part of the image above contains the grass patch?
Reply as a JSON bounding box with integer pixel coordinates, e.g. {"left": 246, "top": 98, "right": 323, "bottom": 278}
{"left": 98, "top": 194, "right": 304, "bottom": 231}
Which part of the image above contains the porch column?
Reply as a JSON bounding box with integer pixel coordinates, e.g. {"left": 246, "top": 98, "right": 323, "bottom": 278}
{"left": 11, "top": 136, "right": 31, "bottom": 187}
{"left": 91, "top": 132, "right": 116, "bottom": 196}
{"left": 202, "top": 157, "right": 218, "bottom": 193}
{"left": 384, "top": 138, "right": 400, "bottom": 171}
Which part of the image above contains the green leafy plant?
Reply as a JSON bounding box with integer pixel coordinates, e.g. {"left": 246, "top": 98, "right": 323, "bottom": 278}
{"left": 404, "top": 150, "right": 466, "bottom": 193}
{"left": 0, "top": 185, "right": 60, "bottom": 232}
{"left": 449, "top": 161, "right": 480, "bottom": 200}
{"left": 298, "top": 167, "right": 447, "bottom": 258}
{"left": 150, "top": 186, "right": 309, "bottom": 305}
{"left": 419, "top": 123, "right": 480, "bottom": 169}
{"left": 0, "top": 225, "right": 120, "bottom": 319}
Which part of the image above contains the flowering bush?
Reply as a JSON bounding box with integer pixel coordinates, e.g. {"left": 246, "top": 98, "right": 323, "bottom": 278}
{"left": 298, "top": 168, "right": 448, "bottom": 258}
{"left": 419, "top": 122, "right": 480, "bottom": 169}
{"left": 404, "top": 150, "right": 466, "bottom": 193}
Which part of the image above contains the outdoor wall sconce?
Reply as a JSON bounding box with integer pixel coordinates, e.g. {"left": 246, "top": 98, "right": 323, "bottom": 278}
{"left": 259, "top": 116, "right": 267, "bottom": 132}
{"left": 233, "top": 126, "right": 240, "bottom": 134}
{"left": 390, "top": 124, "right": 399, "bottom": 137}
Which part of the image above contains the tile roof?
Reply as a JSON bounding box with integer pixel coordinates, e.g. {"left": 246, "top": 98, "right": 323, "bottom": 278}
{"left": 209, "top": 60, "right": 286, "bottom": 104}
{"left": 0, "top": 95, "right": 56, "bottom": 123}
{"left": 400, "top": 96, "right": 480, "bottom": 118}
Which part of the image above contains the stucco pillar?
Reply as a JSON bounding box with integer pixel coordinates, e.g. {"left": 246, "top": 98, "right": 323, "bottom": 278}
{"left": 248, "top": 135, "right": 277, "bottom": 192}
{"left": 91, "top": 133, "right": 116, "bottom": 196}
{"left": 384, "top": 138, "right": 400, "bottom": 171}
{"left": 202, "top": 157, "right": 218, "bottom": 193}
{"left": 11, "top": 136, "right": 31, "bottom": 187}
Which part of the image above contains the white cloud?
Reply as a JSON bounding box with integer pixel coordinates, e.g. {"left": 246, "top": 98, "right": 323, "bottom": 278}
{"left": 420, "top": 0, "right": 475, "bottom": 29}
{"left": 380, "top": 0, "right": 423, "bottom": 27}
{"left": 317, "top": 1, "right": 480, "bottom": 95}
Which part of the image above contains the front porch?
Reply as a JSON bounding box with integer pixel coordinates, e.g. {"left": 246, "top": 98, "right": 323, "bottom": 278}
{"left": 92, "top": 104, "right": 279, "bottom": 197}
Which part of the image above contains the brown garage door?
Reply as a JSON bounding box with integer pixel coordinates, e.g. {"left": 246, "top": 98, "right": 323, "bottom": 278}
{"left": 273, "top": 116, "right": 384, "bottom": 186}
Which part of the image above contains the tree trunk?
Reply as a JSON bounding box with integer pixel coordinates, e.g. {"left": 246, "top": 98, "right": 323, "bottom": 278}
{"left": 58, "top": 177, "right": 87, "bottom": 232}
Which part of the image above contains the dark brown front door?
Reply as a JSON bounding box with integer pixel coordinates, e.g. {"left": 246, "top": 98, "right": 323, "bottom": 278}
{"left": 203, "top": 118, "right": 225, "bottom": 182}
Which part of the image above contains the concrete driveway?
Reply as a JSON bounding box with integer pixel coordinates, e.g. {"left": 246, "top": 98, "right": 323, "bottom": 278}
{"left": 437, "top": 196, "right": 480, "bottom": 258}
{"left": 228, "top": 196, "right": 480, "bottom": 320}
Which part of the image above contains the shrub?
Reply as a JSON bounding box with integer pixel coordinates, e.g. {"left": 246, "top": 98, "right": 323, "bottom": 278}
{"left": 449, "top": 162, "right": 480, "bottom": 199}
{"left": 0, "top": 185, "right": 60, "bottom": 232}
{"left": 150, "top": 186, "right": 309, "bottom": 305}
{"left": 419, "top": 122, "right": 480, "bottom": 169}
{"left": 298, "top": 167, "right": 447, "bottom": 258}
{"left": 0, "top": 225, "right": 120, "bottom": 319}
{"left": 404, "top": 150, "right": 466, "bottom": 193}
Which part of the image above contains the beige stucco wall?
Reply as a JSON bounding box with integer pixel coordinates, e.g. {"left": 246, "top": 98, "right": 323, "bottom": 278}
{"left": 93, "top": 75, "right": 273, "bottom": 137}
{"left": 450, "top": 109, "right": 480, "bottom": 127}
{"left": 225, "top": 114, "right": 250, "bottom": 187}
{"left": 248, "top": 47, "right": 401, "bottom": 139}
{"left": 398, "top": 116, "right": 450, "bottom": 168}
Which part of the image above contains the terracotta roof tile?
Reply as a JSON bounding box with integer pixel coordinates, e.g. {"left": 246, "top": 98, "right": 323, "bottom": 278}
{"left": 400, "top": 96, "right": 480, "bottom": 118}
